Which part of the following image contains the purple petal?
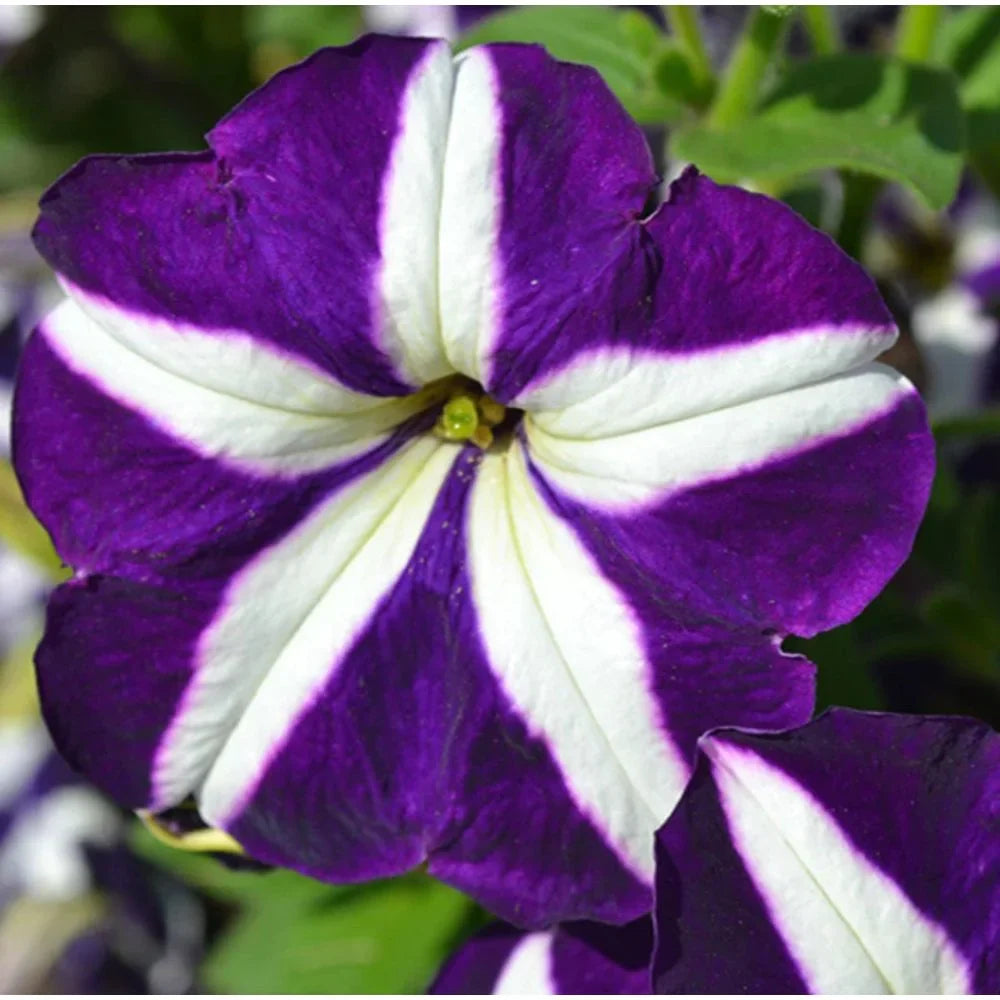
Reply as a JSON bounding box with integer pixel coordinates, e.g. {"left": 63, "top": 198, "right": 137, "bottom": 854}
{"left": 197, "top": 458, "right": 650, "bottom": 926}
{"left": 527, "top": 385, "right": 933, "bottom": 642}
{"left": 431, "top": 918, "right": 653, "bottom": 994}
{"left": 32, "top": 36, "right": 454, "bottom": 396}
{"left": 655, "top": 710, "right": 1000, "bottom": 993}
{"left": 488, "top": 168, "right": 894, "bottom": 402}
{"left": 437, "top": 43, "right": 656, "bottom": 396}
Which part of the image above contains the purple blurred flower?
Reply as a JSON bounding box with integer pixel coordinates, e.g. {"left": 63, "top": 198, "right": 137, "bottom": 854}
{"left": 433, "top": 710, "right": 999, "bottom": 994}
{"left": 911, "top": 194, "right": 1000, "bottom": 418}
{"left": 15, "top": 37, "right": 932, "bottom": 925}
{"left": 0, "top": 722, "right": 206, "bottom": 993}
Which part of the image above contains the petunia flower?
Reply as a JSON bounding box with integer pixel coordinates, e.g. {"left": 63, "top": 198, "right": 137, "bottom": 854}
{"left": 14, "top": 36, "right": 933, "bottom": 925}
{"left": 432, "top": 709, "right": 1000, "bottom": 994}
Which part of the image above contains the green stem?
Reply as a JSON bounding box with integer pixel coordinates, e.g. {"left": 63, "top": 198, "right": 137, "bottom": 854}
{"left": 707, "top": 6, "right": 789, "bottom": 128}
{"left": 837, "top": 171, "right": 882, "bottom": 262}
{"left": 801, "top": 6, "right": 840, "bottom": 55}
{"left": 895, "top": 5, "right": 942, "bottom": 62}
{"left": 665, "top": 6, "right": 714, "bottom": 92}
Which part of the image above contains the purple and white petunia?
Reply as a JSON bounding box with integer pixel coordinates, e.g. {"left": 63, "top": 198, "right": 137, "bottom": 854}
{"left": 15, "top": 36, "right": 933, "bottom": 924}
{"left": 433, "top": 710, "right": 1000, "bottom": 994}
{"left": 910, "top": 190, "right": 1000, "bottom": 418}
{"left": 431, "top": 917, "right": 654, "bottom": 994}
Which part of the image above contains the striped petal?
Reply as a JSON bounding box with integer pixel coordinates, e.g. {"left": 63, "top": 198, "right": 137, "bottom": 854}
{"left": 524, "top": 369, "right": 932, "bottom": 640}
{"left": 32, "top": 36, "right": 457, "bottom": 395}
{"left": 33, "top": 430, "right": 451, "bottom": 810}
{"left": 437, "top": 43, "right": 657, "bottom": 395}
{"left": 13, "top": 302, "right": 429, "bottom": 575}
{"left": 447, "top": 441, "right": 813, "bottom": 920}
{"left": 195, "top": 454, "right": 650, "bottom": 926}
{"left": 431, "top": 919, "right": 653, "bottom": 995}
{"left": 655, "top": 710, "right": 1000, "bottom": 994}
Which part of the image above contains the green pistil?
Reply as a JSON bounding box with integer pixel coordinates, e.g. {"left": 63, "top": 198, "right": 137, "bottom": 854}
{"left": 437, "top": 395, "right": 480, "bottom": 441}
{"left": 434, "top": 391, "right": 506, "bottom": 449}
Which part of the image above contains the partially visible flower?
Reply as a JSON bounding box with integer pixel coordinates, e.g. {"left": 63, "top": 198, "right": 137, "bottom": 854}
{"left": 431, "top": 916, "right": 652, "bottom": 994}
{"left": 432, "top": 710, "right": 1000, "bottom": 994}
{"left": 16, "top": 36, "right": 933, "bottom": 925}
{"left": 363, "top": 5, "right": 465, "bottom": 40}
{"left": 910, "top": 192, "right": 1000, "bottom": 418}
{"left": 0, "top": 4, "right": 40, "bottom": 64}
{"left": 0, "top": 720, "right": 207, "bottom": 993}
{"left": 869, "top": 182, "right": 1000, "bottom": 420}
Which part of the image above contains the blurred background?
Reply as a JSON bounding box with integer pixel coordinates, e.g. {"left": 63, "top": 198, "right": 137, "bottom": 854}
{"left": 0, "top": 5, "right": 997, "bottom": 992}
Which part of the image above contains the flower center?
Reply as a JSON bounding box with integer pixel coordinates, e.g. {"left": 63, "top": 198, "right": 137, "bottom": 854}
{"left": 425, "top": 376, "right": 515, "bottom": 450}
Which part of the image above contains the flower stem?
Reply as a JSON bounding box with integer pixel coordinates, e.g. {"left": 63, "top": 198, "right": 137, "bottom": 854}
{"left": 895, "top": 5, "right": 942, "bottom": 62}
{"left": 837, "top": 171, "right": 882, "bottom": 262}
{"left": 801, "top": 6, "right": 840, "bottom": 55}
{"left": 665, "top": 6, "right": 714, "bottom": 92}
{"left": 707, "top": 6, "right": 789, "bottom": 129}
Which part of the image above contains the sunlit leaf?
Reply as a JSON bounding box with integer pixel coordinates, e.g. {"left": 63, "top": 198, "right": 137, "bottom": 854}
{"left": 204, "top": 873, "right": 473, "bottom": 994}
{"left": 936, "top": 6, "right": 1000, "bottom": 197}
{"left": 674, "top": 54, "right": 964, "bottom": 209}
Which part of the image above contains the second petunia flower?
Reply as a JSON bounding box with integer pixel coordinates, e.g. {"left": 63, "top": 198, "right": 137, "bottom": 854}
{"left": 14, "top": 36, "right": 934, "bottom": 925}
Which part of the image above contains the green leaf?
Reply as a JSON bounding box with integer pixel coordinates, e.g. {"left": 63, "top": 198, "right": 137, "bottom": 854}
{"left": 958, "top": 489, "right": 1000, "bottom": 617}
{"left": 130, "top": 821, "right": 327, "bottom": 905}
{"left": 245, "top": 6, "right": 363, "bottom": 81}
{"left": 0, "top": 460, "right": 65, "bottom": 580}
{"left": 921, "top": 585, "right": 1000, "bottom": 683}
{"left": 459, "top": 6, "right": 695, "bottom": 124}
{"left": 245, "top": 6, "right": 363, "bottom": 53}
{"left": 204, "top": 873, "right": 473, "bottom": 994}
{"left": 788, "top": 622, "right": 885, "bottom": 712}
{"left": 937, "top": 6, "right": 1000, "bottom": 196}
{"left": 0, "top": 631, "right": 41, "bottom": 721}
{"left": 674, "top": 54, "right": 964, "bottom": 209}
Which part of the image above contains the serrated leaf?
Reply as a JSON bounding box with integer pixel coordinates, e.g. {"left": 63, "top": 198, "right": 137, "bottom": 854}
{"left": 204, "top": 873, "right": 473, "bottom": 994}
{"left": 459, "top": 6, "right": 691, "bottom": 124}
{"left": 674, "top": 54, "right": 964, "bottom": 209}
{"left": 937, "top": 6, "right": 1000, "bottom": 196}
{"left": 0, "top": 460, "right": 65, "bottom": 579}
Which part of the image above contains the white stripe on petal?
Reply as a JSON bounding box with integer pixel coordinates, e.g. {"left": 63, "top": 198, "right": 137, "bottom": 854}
{"left": 42, "top": 296, "right": 425, "bottom": 476}
{"left": 518, "top": 324, "right": 897, "bottom": 437}
{"left": 525, "top": 364, "right": 913, "bottom": 511}
{"left": 376, "top": 40, "right": 455, "bottom": 386}
{"left": 707, "top": 738, "right": 972, "bottom": 995}
{"left": 438, "top": 47, "right": 501, "bottom": 384}
{"left": 494, "top": 933, "right": 557, "bottom": 995}
{"left": 468, "top": 441, "right": 687, "bottom": 883}
{"left": 194, "top": 440, "right": 457, "bottom": 824}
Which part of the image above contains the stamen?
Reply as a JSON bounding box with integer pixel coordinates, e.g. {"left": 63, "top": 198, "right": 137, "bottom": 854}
{"left": 478, "top": 396, "right": 506, "bottom": 427}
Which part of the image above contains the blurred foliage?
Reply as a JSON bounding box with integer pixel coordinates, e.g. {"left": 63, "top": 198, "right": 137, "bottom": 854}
{"left": 0, "top": 459, "right": 65, "bottom": 578}
{"left": 131, "top": 824, "right": 479, "bottom": 994}
{"left": 0, "top": 5, "right": 999, "bottom": 994}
